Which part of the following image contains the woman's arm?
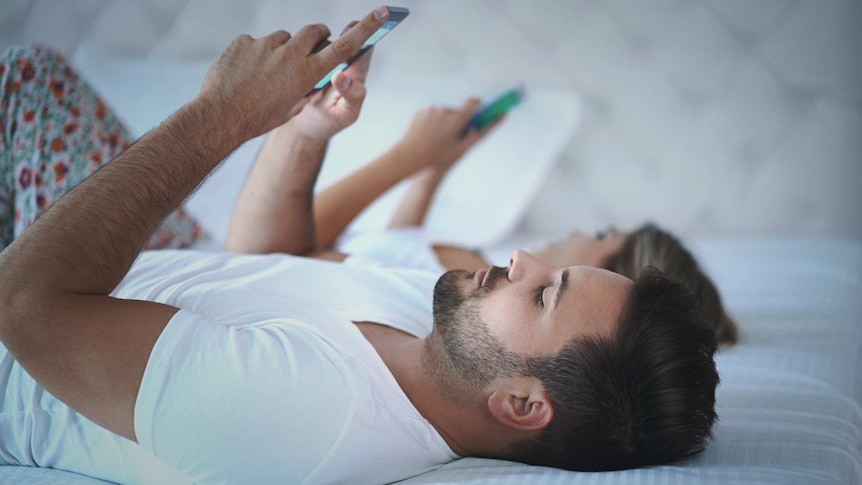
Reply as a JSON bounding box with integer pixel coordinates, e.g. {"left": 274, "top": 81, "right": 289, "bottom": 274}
{"left": 432, "top": 244, "right": 490, "bottom": 272}
{"left": 315, "top": 98, "right": 501, "bottom": 248}
{"left": 389, "top": 100, "right": 505, "bottom": 228}
{"left": 225, "top": 44, "right": 372, "bottom": 255}
{"left": 312, "top": 143, "right": 423, "bottom": 249}
{"left": 388, "top": 167, "right": 446, "bottom": 229}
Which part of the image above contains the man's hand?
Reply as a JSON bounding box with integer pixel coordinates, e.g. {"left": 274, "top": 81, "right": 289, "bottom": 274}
{"left": 224, "top": 23, "right": 375, "bottom": 256}
{"left": 290, "top": 24, "right": 373, "bottom": 141}
{"left": 198, "top": 8, "right": 388, "bottom": 141}
{"left": 0, "top": 8, "right": 389, "bottom": 443}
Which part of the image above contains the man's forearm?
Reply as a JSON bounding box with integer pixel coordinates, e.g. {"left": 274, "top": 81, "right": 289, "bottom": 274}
{"left": 226, "top": 122, "right": 328, "bottom": 254}
{"left": 0, "top": 96, "right": 243, "bottom": 297}
{"left": 0, "top": 16, "right": 387, "bottom": 443}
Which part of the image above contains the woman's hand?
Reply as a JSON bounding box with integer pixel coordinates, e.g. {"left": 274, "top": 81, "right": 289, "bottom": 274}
{"left": 392, "top": 98, "right": 501, "bottom": 176}
{"left": 288, "top": 29, "right": 373, "bottom": 141}
{"left": 385, "top": 98, "right": 504, "bottom": 229}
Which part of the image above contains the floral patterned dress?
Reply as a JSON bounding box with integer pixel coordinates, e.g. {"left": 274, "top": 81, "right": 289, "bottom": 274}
{"left": 0, "top": 44, "right": 201, "bottom": 251}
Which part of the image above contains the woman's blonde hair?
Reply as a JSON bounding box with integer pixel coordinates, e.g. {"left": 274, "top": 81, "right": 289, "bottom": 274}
{"left": 603, "top": 223, "right": 738, "bottom": 346}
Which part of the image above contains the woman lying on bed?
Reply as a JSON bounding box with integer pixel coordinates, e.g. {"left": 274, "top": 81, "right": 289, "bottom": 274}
{"left": 0, "top": 43, "right": 734, "bottom": 349}
{"left": 226, "top": 98, "right": 738, "bottom": 347}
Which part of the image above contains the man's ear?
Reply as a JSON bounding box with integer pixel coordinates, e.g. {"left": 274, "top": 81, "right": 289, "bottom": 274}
{"left": 486, "top": 377, "right": 553, "bottom": 431}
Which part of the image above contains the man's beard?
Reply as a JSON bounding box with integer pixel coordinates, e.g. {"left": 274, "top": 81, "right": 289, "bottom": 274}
{"left": 425, "top": 267, "right": 525, "bottom": 402}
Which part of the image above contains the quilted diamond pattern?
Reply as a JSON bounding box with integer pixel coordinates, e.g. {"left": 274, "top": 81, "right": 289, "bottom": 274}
{"left": 2, "top": 0, "right": 860, "bottom": 240}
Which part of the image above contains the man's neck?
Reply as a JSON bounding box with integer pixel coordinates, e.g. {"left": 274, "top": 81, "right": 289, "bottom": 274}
{"left": 355, "top": 322, "right": 486, "bottom": 457}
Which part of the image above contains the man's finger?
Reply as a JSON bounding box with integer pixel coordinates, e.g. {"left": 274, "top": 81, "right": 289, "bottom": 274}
{"left": 310, "top": 39, "right": 331, "bottom": 55}
{"left": 317, "top": 7, "right": 387, "bottom": 66}
{"left": 290, "top": 23, "right": 332, "bottom": 54}
{"left": 340, "top": 20, "right": 359, "bottom": 36}
{"left": 264, "top": 30, "right": 292, "bottom": 47}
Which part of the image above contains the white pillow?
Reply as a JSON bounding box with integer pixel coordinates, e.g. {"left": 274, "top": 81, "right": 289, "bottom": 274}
{"left": 73, "top": 52, "right": 581, "bottom": 247}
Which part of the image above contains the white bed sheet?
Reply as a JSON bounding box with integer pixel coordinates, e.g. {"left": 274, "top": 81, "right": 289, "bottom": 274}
{"left": 3, "top": 238, "right": 860, "bottom": 484}
{"left": 396, "top": 237, "right": 862, "bottom": 485}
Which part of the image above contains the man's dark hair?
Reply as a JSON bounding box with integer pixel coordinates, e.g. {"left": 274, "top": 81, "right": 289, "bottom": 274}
{"left": 508, "top": 266, "right": 719, "bottom": 471}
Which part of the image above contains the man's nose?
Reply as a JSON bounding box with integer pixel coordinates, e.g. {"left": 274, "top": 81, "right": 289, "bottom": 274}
{"left": 508, "top": 249, "right": 552, "bottom": 281}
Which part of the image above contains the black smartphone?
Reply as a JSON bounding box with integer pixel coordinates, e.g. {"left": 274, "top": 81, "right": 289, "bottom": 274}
{"left": 311, "top": 6, "right": 410, "bottom": 92}
{"left": 461, "top": 87, "right": 524, "bottom": 137}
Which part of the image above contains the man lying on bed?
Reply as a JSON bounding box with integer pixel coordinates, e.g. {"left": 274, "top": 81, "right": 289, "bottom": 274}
{"left": 0, "top": 7, "right": 719, "bottom": 485}
{"left": 300, "top": 97, "right": 738, "bottom": 348}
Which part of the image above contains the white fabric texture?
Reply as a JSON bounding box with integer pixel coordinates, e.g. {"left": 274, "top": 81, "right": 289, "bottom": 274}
{"left": 0, "top": 250, "right": 456, "bottom": 485}
{"left": 0, "top": 345, "right": 191, "bottom": 485}
{"left": 1, "top": 239, "right": 861, "bottom": 484}
{"left": 338, "top": 227, "right": 447, "bottom": 274}
{"left": 398, "top": 238, "right": 862, "bottom": 485}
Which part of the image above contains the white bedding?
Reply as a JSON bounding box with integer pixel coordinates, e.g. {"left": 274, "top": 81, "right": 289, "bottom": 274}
{"left": 399, "top": 238, "right": 862, "bottom": 485}
{"left": 4, "top": 238, "right": 860, "bottom": 484}
{"left": 68, "top": 54, "right": 581, "bottom": 248}
{"left": 1, "top": 59, "right": 860, "bottom": 484}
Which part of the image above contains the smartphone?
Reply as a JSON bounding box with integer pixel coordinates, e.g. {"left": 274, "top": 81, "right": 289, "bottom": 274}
{"left": 311, "top": 6, "right": 410, "bottom": 92}
{"left": 461, "top": 87, "right": 524, "bottom": 137}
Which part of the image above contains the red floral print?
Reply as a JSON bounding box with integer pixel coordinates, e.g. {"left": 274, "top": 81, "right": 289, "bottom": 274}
{"left": 18, "top": 167, "right": 32, "bottom": 189}
{"left": 47, "top": 77, "right": 64, "bottom": 99}
{"left": 20, "top": 61, "right": 35, "bottom": 82}
{"left": 50, "top": 137, "right": 64, "bottom": 152}
{"left": 95, "top": 99, "right": 107, "bottom": 120}
{"left": 2, "top": 45, "right": 201, "bottom": 250}
{"left": 53, "top": 161, "right": 68, "bottom": 183}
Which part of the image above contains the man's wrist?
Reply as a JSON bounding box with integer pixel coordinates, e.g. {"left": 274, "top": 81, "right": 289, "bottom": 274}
{"left": 184, "top": 94, "right": 250, "bottom": 157}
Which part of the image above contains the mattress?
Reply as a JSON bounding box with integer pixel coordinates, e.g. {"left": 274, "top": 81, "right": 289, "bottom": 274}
{"left": 1, "top": 57, "right": 860, "bottom": 484}
{"left": 3, "top": 238, "right": 859, "bottom": 484}
{"left": 399, "top": 237, "right": 862, "bottom": 485}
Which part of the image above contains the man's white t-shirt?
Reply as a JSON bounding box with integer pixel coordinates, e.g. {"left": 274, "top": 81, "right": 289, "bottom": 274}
{"left": 0, "top": 249, "right": 457, "bottom": 484}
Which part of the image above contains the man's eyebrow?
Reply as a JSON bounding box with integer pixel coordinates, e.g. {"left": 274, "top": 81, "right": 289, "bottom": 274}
{"left": 553, "top": 269, "right": 570, "bottom": 312}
